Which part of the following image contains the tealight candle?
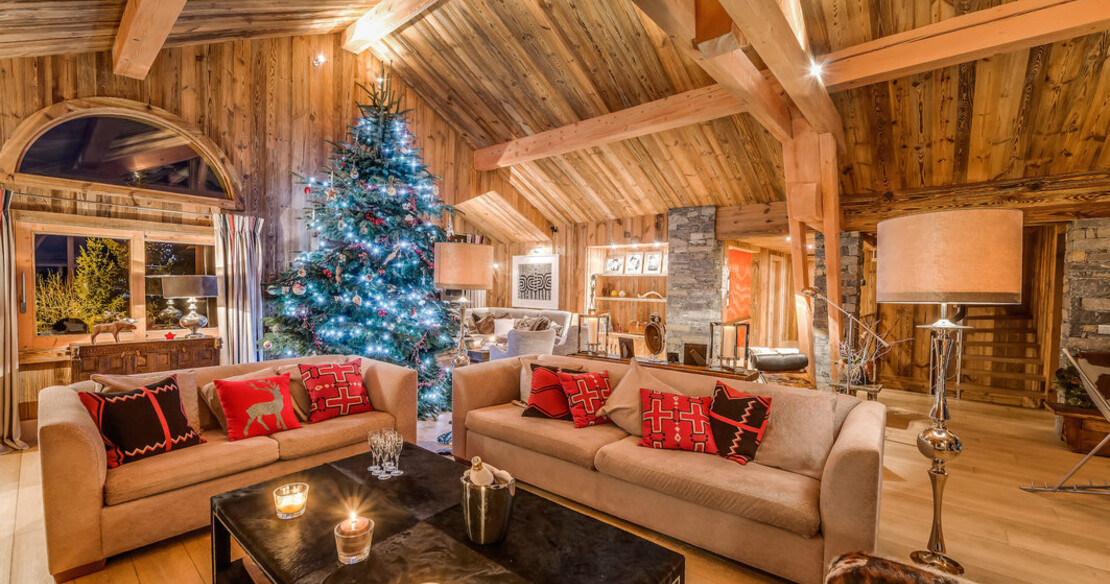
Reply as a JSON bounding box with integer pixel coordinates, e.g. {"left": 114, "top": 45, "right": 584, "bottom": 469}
{"left": 334, "top": 512, "right": 374, "bottom": 564}
{"left": 273, "top": 483, "right": 309, "bottom": 519}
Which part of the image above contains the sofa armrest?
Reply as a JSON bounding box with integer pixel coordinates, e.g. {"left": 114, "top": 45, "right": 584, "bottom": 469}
{"left": 362, "top": 359, "right": 418, "bottom": 443}
{"left": 451, "top": 357, "right": 522, "bottom": 460}
{"left": 554, "top": 324, "right": 578, "bottom": 356}
{"left": 820, "top": 400, "right": 886, "bottom": 568}
{"left": 38, "top": 385, "right": 108, "bottom": 577}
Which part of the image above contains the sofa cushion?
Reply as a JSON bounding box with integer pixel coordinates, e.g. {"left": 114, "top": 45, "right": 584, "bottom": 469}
{"left": 596, "top": 359, "right": 680, "bottom": 435}
{"left": 559, "top": 370, "right": 614, "bottom": 428}
{"left": 299, "top": 360, "right": 374, "bottom": 423}
{"left": 79, "top": 375, "right": 205, "bottom": 468}
{"left": 215, "top": 374, "right": 301, "bottom": 441}
{"left": 268, "top": 410, "right": 395, "bottom": 460}
{"left": 520, "top": 359, "right": 584, "bottom": 403}
{"left": 595, "top": 436, "right": 821, "bottom": 537}
{"left": 92, "top": 371, "right": 202, "bottom": 433}
{"left": 709, "top": 381, "right": 772, "bottom": 465}
{"left": 103, "top": 429, "right": 279, "bottom": 505}
{"left": 638, "top": 389, "right": 716, "bottom": 454}
{"left": 200, "top": 367, "right": 278, "bottom": 431}
{"left": 466, "top": 404, "right": 628, "bottom": 469}
{"left": 521, "top": 366, "right": 573, "bottom": 421}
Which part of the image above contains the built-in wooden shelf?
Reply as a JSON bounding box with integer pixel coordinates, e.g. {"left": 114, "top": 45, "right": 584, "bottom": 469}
{"left": 596, "top": 297, "right": 666, "bottom": 303}
{"left": 596, "top": 273, "right": 668, "bottom": 278}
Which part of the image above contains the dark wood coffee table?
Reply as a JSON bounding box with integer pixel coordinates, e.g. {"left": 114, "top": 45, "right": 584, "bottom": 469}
{"left": 212, "top": 443, "right": 684, "bottom": 584}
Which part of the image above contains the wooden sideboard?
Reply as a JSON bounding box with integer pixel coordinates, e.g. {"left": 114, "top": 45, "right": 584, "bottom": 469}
{"left": 70, "top": 337, "right": 222, "bottom": 381}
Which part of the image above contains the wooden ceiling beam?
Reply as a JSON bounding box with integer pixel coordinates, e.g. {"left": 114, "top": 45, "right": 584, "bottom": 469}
{"left": 473, "top": 85, "right": 745, "bottom": 170}
{"left": 341, "top": 0, "right": 441, "bottom": 54}
{"left": 841, "top": 171, "right": 1110, "bottom": 231}
{"left": 718, "top": 0, "right": 845, "bottom": 149}
{"left": 820, "top": 0, "right": 1110, "bottom": 93}
{"left": 632, "top": 0, "right": 793, "bottom": 141}
{"left": 714, "top": 201, "right": 788, "bottom": 239}
{"left": 112, "top": 0, "right": 188, "bottom": 79}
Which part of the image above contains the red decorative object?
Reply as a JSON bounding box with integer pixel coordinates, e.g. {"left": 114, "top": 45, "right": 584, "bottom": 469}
{"left": 298, "top": 360, "right": 374, "bottom": 423}
{"left": 78, "top": 375, "right": 204, "bottom": 468}
{"left": 638, "top": 389, "right": 717, "bottom": 454}
{"left": 522, "top": 365, "right": 572, "bottom": 421}
{"left": 558, "top": 370, "right": 613, "bottom": 428}
{"left": 215, "top": 373, "right": 301, "bottom": 441}
{"left": 164, "top": 332, "right": 176, "bottom": 340}
{"left": 708, "top": 381, "right": 772, "bottom": 465}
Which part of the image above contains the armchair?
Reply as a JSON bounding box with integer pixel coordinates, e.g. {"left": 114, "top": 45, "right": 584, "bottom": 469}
{"left": 490, "top": 328, "right": 556, "bottom": 360}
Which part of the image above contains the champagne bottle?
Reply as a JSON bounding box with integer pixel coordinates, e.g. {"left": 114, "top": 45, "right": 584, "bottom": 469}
{"left": 470, "top": 456, "right": 494, "bottom": 486}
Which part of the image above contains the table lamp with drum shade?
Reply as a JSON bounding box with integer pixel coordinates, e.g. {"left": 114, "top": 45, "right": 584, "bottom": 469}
{"left": 160, "top": 275, "right": 219, "bottom": 337}
{"left": 433, "top": 241, "right": 493, "bottom": 368}
{"left": 877, "top": 208, "right": 1023, "bottom": 575}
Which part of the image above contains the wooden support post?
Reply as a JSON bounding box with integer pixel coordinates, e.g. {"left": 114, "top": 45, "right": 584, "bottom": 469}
{"left": 819, "top": 131, "right": 842, "bottom": 375}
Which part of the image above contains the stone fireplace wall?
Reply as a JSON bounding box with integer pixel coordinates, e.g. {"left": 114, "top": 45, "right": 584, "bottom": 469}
{"left": 1062, "top": 218, "right": 1110, "bottom": 352}
{"left": 665, "top": 206, "right": 723, "bottom": 356}
{"left": 812, "top": 231, "right": 866, "bottom": 389}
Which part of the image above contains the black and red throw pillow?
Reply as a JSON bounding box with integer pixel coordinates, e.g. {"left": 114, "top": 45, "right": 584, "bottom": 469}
{"left": 558, "top": 370, "right": 613, "bottom": 428}
{"left": 299, "top": 360, "right": 374, "bottom": 423}
{"left": 215, "top": 373, "right": 302, "bottom": 441}
{"left": 708, "top": 381, "right": 772, "bottom": 465}
{"left": 522, "top": 365, "right": 573, "bottom": 421}
{"left": 638, "top": 389, "right": 717, "bottom": 454}
{"left": 79, "top": 375, "right": 205, "bottom": 468}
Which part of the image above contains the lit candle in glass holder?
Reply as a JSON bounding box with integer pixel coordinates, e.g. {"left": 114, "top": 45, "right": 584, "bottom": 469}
{"left": 334, "top": 511, "right": 374, "bottom": 564}
{"left": 273, "top": 483, "right": 309, "bottom": 519}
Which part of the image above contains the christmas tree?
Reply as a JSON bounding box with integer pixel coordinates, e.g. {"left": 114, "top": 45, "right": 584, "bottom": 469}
{"left": 262, "top": 75, "right": 456, "bottom": 416}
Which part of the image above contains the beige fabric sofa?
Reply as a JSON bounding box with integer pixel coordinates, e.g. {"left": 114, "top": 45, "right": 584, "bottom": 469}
{"left": 453, "top": 355, "right": 886, "bottom": 584}
{"left": 38, "top": 354, "right": 417, "bottom": 581}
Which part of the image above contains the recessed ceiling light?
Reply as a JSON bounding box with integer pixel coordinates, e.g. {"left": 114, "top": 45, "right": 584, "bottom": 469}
{"left": 808, "top": 60, "right": 825, "bottom": 82}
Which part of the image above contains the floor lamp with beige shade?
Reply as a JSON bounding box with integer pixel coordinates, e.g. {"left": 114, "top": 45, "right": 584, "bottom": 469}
{"left": 877, "top": 208, "right": 1024, "bottom": 575}
{"left": 433, "top": 241, "right": 493, "bottom": 368}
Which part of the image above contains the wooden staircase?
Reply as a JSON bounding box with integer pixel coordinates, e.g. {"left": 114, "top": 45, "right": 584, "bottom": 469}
{"left": 957, "top": 308, "right": 1046, "bottom": 408}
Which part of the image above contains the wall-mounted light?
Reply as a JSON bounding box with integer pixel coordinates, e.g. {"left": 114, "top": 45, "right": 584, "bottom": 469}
{"left": 492, "top": 262, "right": 501, "bottom": 269}
{"left": 312, "top": 54, "right": 327, "bottom": 67}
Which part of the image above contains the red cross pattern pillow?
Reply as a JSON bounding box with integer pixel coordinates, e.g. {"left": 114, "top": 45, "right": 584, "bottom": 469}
{"left": 638, "top": 388, "right": 717, "bottom": 454}
{"left": 298, "top": 360, "right": 375, "bottom": 423}
{"left": 557, "top": 370, "right": 613, "bottom": 428}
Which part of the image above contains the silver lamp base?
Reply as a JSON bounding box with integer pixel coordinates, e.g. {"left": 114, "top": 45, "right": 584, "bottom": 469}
{"left": 177, "top": 297, "right": 208, "bottom": 338}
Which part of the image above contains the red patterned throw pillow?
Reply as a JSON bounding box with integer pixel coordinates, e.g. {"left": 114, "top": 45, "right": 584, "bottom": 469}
{"left": 708, "top": 381, "right": 772, "bottom": 465}
{"left": 558, "top": 370, "right": 613, "bottom": 428}
{"left": 522, "top": 364, "right": 575, "bottom": 420}
{"left": 638, "top": 389, "right": 717, "bottom": 454}
{"left": 79, "top": 375, "right": 205, "bottom": 468}
{"left": 299, "top": 360, "right": 374, "bottom": 423}
{"left": 215, "top": 373, "right": 301, "bottom": 441}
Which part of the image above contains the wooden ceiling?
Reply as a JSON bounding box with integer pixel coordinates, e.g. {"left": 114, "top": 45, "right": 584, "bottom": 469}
{"left": 373, "top": 0, "right": 786, "bottom": 225}
{"left": 0, "top": 1, "right": 381, "bottom": 59}
{"left": 802, "top": 0, "right": 1110, "bottom": 198}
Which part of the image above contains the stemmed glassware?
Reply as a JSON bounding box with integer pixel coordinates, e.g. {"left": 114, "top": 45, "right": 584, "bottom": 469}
{"left": 367, "top": 429, "right": 404, "bottom": 480}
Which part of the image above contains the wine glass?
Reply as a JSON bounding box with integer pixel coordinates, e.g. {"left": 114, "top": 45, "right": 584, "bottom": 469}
{"left": 388, "top": 429, "right": 404, "bottom": 477}
{"left": 366, "top": 430, "right": 382, "bottom": 474}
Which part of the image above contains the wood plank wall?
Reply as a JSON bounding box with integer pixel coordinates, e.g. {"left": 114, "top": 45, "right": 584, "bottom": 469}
{"left": 0, "top": 32, "right": 522, "bottom": 281}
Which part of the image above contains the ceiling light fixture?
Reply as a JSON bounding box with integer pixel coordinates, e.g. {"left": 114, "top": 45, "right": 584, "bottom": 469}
{"left": 808, "top": 60, "right": 825, "bottom": 82}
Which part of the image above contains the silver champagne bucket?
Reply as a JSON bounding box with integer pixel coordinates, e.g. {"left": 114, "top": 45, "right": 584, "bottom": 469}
{"left": 460, "top": 476, "right": 515, "bottom": 544}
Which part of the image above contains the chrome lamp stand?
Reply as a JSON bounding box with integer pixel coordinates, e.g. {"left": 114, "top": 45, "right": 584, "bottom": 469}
{"left": 911, "top": 304, "right": 968, "bottom": 575}
{"left": 450, "top": 297, "right": 471, "bottom": 368}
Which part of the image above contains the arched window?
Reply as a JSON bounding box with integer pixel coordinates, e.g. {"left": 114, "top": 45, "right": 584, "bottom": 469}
{"left": 18, "top": 116, "right": 227, "bottom": 199}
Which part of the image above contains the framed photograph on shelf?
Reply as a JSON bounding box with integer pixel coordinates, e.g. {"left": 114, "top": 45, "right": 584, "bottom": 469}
{"left": 512, "top": 254, "right": 560, "bottom": 310}
{"left": 624, "top": 252, "right": 644, "bottom": 275}
{"left": 643, "top": 251, "right": 663, "bottom": 275}
{"left": 604, "top": 255, "right": 625, "bottom": 274}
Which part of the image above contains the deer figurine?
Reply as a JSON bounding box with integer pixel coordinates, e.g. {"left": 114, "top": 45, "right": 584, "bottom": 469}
{"left": 90, "top": 318, "right": 137, "bottom": 344}
{"left": 244, "top": 380, "right": 288, "bottom": 435}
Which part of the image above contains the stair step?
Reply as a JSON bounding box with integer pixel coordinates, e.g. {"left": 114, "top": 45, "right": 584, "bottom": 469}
{"left": 963, "top": 314, "right": 1034, "bottom": 322}
{"left": 954, "top": 383, "right": 1045, "bottom": 407}
{"left": 962, "top": 368, "right": 1045, "bottom": 382}
{"left": 964, "top": 341, "right": 1039, "bottom": 349}
{"left": 965, "top": 328, "right": 1036, "bottom": 337}
{"left": 962, "top": 354, "right": 1042, "bottom": 365}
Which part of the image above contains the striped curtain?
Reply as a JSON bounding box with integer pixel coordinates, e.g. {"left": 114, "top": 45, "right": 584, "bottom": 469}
{"left": 0, "top": 191, "right": 27, "bottom": 453}
{"left": 214, "top": 214, "right": 265, "bottom": 365}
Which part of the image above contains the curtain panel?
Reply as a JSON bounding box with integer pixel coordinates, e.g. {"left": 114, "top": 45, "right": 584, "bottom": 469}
{"left": 214, "top": 214, "right": 265, "bottom": 365}
{"left": 0, "top": 191, "right": 28, "bottom": 453}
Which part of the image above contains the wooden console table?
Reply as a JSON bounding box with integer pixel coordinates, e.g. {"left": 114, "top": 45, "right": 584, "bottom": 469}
{"left": 568, "top": 353, "right": 759, "bottom": 382}
{"left": 70, "top": 337, "right": 222, "bottom": 381}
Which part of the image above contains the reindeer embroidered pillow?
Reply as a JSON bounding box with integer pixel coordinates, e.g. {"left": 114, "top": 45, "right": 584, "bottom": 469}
{"left": 79, "top": 375, "right": 205, "bottom": 468}
{"left": 298, "top": 360, "right": 375, "bottom": 423}
{"left": 214, "top": 373, "right": 301, "bottom": 441}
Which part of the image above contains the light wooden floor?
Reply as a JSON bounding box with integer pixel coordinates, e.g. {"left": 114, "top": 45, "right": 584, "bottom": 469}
{"left": 4, "top": 390, "right": 1110, "bottom": 584}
